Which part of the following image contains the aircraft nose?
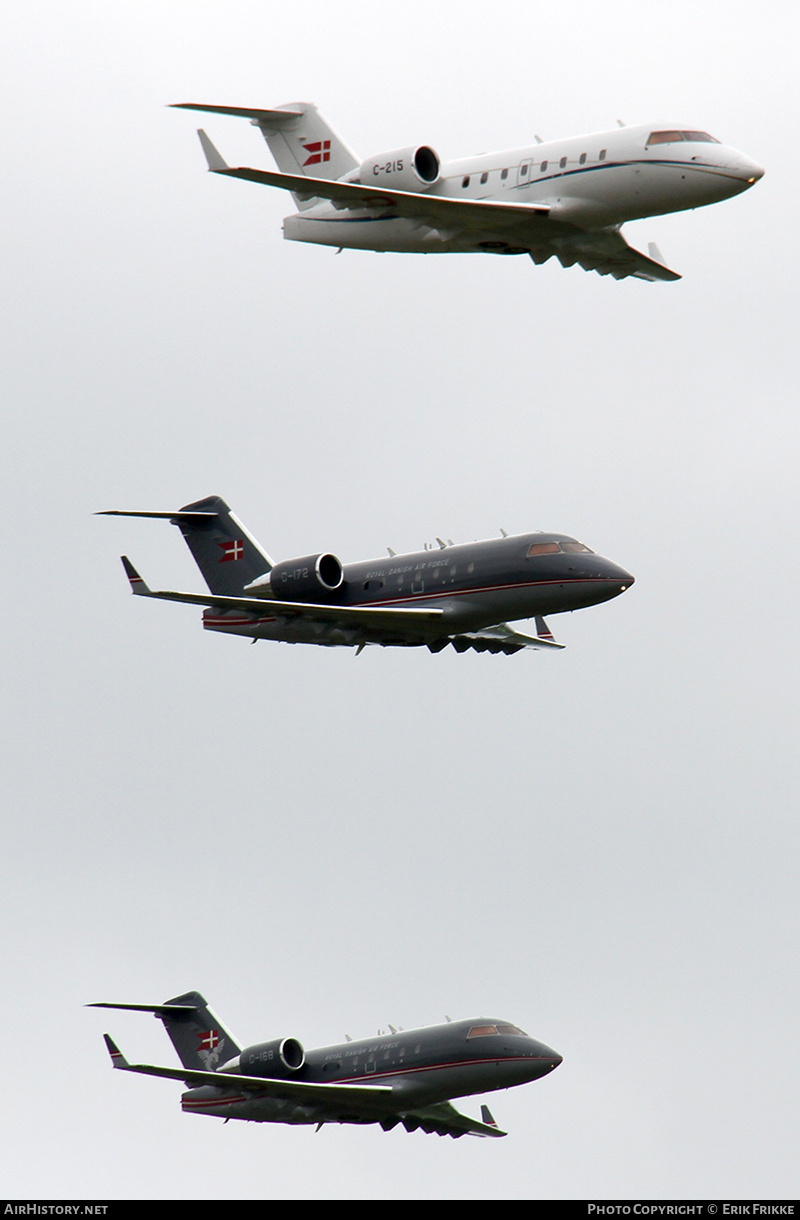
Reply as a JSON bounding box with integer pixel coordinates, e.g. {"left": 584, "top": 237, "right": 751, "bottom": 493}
{"left": 534, "top": 1041, "right": 563, "bottom": 1072}
{"left": 741, "top": 158, "right": 765, "bottom": 184}
{"left": 605, "top": 562, "right": 635, "bottom": 594}
{"left": 733, "top": 154, "right": 764, "bottom": 185}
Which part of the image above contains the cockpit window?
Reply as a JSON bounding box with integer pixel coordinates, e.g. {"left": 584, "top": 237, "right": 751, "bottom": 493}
{"left": 527, "top": 541, "right": 594, "bottom": 557}
{"left": 467, "top": 1023, "right": 528, "bottom": 1039}
{"left": 647, "top": 130, "right": 719, "bottom": 146}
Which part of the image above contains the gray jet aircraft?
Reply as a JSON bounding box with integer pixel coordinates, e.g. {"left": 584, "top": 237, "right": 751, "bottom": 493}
{"left": 100, "top": 495, "right": 633, "bottom": 654}
{"left": 91, "top": 991, "right": 562, "bottom": 1138}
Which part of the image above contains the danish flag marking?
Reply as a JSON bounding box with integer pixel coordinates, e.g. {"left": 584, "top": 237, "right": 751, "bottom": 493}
{"left": 302, "top": 140, "right": 331, "bottom": 167}
{"left": 219, "top": 539, "right": 244, "bottom": 563}
{"left": 198, "top": 1029, "right": 220, "bottom": 1051}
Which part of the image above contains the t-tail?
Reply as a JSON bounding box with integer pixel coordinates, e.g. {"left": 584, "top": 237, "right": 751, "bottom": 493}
{"left": 89, "top": 991, "right": 241, "bottom": 1073}
{"left": 99, "top": 496, "right": 272, "bottom": 596}
{"left": 172, "top": 101, "right": 359, "bottom": 209}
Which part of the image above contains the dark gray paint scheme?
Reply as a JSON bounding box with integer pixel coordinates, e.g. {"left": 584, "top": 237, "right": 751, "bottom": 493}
{"left": 102, "top": 495, "right": 634, "bottom": 654}
{"left": 92, "top": 991, "right": 562, "bottom": 1138}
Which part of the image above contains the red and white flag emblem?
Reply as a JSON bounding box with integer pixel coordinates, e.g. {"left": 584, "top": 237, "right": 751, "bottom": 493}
{"left": 302, "top": 140, "right": 331, "bottom": 167}
{"left": 198, "top": 1029, "right": 220, "bottom": 1051}
{"left": 218, "top": 539, "right": 244, "bottom": 563}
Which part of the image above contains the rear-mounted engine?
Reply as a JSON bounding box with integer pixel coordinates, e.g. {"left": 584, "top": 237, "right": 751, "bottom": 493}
{"left": 240, "top": 1037, "right": 305, "bottom": 1078}
{"left": 359, "top": 145, "right": 440, "bottom": 192}
{"left": 268, "top": 553, "right": 344, "bottom": 600}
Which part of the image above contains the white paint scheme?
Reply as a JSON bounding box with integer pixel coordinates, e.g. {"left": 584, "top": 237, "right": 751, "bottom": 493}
{"left": 174, "top": 104, "right": 764, "bottom": 281}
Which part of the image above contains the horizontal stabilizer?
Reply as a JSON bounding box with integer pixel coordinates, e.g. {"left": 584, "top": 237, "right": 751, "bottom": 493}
{"left": 90, "top": 1001, "right": 199, "bottom": 1015}
{"left": 172, "top": 103, "right": 304, "bottom": 124}
{"left": 98, "top": 510, "right": 217, "bottom": 520}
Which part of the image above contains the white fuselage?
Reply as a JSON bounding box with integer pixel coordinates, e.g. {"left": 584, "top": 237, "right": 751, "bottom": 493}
{"left": 283, "top": 122, "right": 763, "bottom": 253}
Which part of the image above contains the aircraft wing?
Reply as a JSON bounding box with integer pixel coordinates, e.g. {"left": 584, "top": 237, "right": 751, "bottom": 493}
{"left": 449, "top": 619, "right": 565, "bottom": 654}
{"left": 535, "top": 229, "right": 680, "bottom": 281}
{"left": 102, "top": 1035, "right": 393, "bottom": 1105}
{"left": 119, "top": 557, "right": 443, "bottom": 631}
{"left": 397, "top": 1100, "right": 507, "bottom": 1138}
{"left": 195, "top": 130, "right": 551, "bottom": 234}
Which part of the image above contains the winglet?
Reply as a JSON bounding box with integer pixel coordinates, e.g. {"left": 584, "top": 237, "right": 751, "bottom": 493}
{"left": 480, "top": 1104, "right": 499, "bottom": 1129}
{"left": 103, "top": 1033, "right": 130, "bottom": 1070}
{"left": 197, "top": 128, "right": 229, "bottom": 172}
{"left": 534, "top": 615, "right": 557, "bottom": 643}
{"left": 120, "top": 555, "right": 151, "bottom": 596}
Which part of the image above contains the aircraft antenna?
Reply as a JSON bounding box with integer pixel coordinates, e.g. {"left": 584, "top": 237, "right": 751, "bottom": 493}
{"left": 386, "top": 547, "right": 396, "bottom": 557}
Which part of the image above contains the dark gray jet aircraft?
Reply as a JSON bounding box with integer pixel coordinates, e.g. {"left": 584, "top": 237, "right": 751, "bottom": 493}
{"left": 91, "top": 991, "right": 562, "bottom": 1138}
{"left": 100, "top": 495, "right": 633, "bottom": 655}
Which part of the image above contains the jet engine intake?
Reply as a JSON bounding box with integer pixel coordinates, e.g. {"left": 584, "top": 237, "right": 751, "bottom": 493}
{"left": 240, "top": 1038, "right": 306, "bottom": 1078}
{"left": 269, "top": 553, "right": 344, "bottom": 599}
{"left": 359, "top": 145, "right": 440, "bottom": 191}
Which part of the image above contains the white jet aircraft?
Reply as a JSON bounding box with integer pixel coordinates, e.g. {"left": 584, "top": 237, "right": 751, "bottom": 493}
{"left": 173, "top": 102, "right": 763, "bottom": 282}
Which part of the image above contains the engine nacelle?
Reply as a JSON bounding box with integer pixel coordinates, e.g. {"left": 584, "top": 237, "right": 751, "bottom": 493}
{"left": 269, "top": 553, "right": 344, "bottom": 600}
{"left": 240, "top": 1037, "right": 306, "bottom": 1079}
{"left": 359, "top": 145, "right": 441, "bottom": 192}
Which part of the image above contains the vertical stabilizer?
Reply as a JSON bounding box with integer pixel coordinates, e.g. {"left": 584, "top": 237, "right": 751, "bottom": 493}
{"left": 172, "top": 496, "right": 273, "bottom": 596}
{"left": 157, "top": 991, "right": 241, "bottom": 1072}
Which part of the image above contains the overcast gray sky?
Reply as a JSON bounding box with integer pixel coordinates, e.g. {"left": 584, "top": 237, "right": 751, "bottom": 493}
{"left": 2, "top": 0, "right": 797, "bottom": 1201}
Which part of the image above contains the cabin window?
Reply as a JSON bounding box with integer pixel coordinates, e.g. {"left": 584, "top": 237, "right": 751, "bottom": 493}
{"left": 539, "top": 160, "right": 548, "bottom": 172}
{"left": 462, "top": 175, "right": 470, "bottom": 187}
{"left": 559, "top": 156, "right": 567, "bottom": 168}
{"left": 579, "top": 152, "right": 587, "bottom": 164}
{"left": 480, "top": 171, "right": 488, "bottom": 184}
{"left": 520, "top": 163, "right": 528, "bottom": 176}
{"left": 501, "top": 167, "right": 508, "bottom": 180}
{"left": 599, "top": 148, "right": 606, "bottom": 160}
{"left": 467, "top": 562, "right": 475, "bottom": 574}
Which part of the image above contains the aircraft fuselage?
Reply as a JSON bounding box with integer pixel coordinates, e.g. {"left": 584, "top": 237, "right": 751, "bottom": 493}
{"left": 180, "top": 1018, "right": 561, "bottom": 1126}
{"left": 203, "top": 531, "right": 633, "bottom": 646}
{"left": 284, "top": 122, "right": 763, "bottom": 255}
